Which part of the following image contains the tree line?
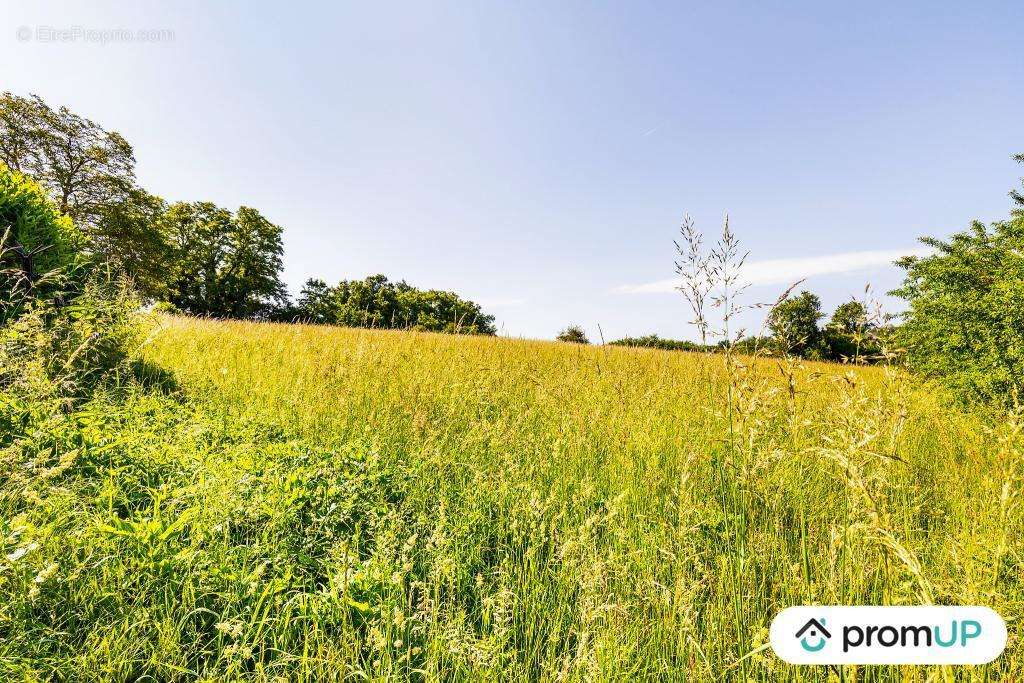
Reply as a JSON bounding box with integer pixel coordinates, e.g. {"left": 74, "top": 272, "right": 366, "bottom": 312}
{"left": 562, "top": 294, "right": 884, "bottom": 364}
{"left": 0, "top": 92, "right": 495, "bottom": 335}
{"left": 564, "top": 153, "right": 1024, "bottom": 412}
{"left": 5, "top": 91, "right": 1023, "bottom": 408}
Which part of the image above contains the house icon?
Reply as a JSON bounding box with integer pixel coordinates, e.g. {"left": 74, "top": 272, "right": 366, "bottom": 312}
{"left": 795, "top": 618, "right": 831, "bottom": 652}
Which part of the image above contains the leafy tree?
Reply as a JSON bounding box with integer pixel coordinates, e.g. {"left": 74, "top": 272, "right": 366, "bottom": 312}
{"left": 0, "top": 93, "right": 43, "bottom": 173}
{"left": 93, "top": 188, "right": 171, "bottom": 299}
{"left": 162, "top": 201, "right": 287, "bottom": 318}
{"left": 0, "top": 164, "right": 86, "bottom": 322}
{"left": 556, "top": 325, "right": 589, "bottom": 344}
{"left": 823, "top": 301, "right": 874, "bottom": 362}
{"left": 767, "top": 290, "right": 824, "bottom": 358}
{"left": 0, "top": 93, "right": 135, "bottom": 226}
{"left": 892, "top": 216, "right": 1024, "bottom": 408}
{"left": 0, "top": 93, "right": 174, "bottom": 297}
{"left": 294, "top": 278, "right": 334, "bottom": 323}
{"left": 291, "top": 274, "right": 496, "bottom": 334}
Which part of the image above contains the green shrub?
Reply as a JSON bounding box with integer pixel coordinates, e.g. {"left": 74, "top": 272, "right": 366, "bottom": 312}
{"left": 1, "top": 276, "right": 141, "bottom": 399}
{"left": 556, "top": 324, "right": 589, "bottom": 344}
{"left": 0, "top": 164, "right": 139, "bottom": 399}
{"left": 608, "top": 334, "right": 707, "bottom": 352}
{"left": 0, "top": 164, "right": 87, "bottom": 323}
{"left": 893, "top": 216, "right": 1024, "bottom": 408}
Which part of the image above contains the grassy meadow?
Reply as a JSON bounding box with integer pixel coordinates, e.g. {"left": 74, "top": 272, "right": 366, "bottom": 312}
{"left": 2, "top": 314, "right": 1022, "bottom": 680}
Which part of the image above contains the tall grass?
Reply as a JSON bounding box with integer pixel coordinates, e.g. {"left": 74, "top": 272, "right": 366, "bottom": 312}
{"left": 2, "top": 314, "right": 1022, "bottom": 680}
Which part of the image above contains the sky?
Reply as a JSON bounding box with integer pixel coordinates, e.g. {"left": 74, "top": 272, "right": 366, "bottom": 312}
{"left": 4, "top": 1, "right": 1022, "bottom": 340}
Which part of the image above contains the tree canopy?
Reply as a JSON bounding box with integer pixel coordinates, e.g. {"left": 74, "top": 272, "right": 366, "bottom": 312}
{"left": 767, "top": 290, "right": 824, "bottom": 358}
{"left": 1, "top": 92, "right": 493, "bottom": 329}
{"left": 291, "top": 274, "right": 496, "bottom": 335}
{"left": 892, "top": 216, "right": 1024, "bottom": 408}
{"left": 556, "top": 325, "right": 589, "bottom": 344}
{"left": 0, "top": 92, "right": 171, "bottom": 298}
{"left": 163, "top": 202, "right": 287, "bottom": 319}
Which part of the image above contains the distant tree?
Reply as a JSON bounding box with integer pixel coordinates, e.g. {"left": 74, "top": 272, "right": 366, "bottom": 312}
{"left": 291, "top": 274, "right": 496, "bottom": 335}
{"left": 767, "top": 290, "right": 824, "bottom": 358}
{"left": 823, "top": 301, "right": 870, "bottom": 362}
{"left": 556, "top": 325, "right": 589, "bottom": 344}
{"left": 828, "top": 300, "right": 867, "bottom": 336}
{"left": 609, "top": 334, "right": 706, "bottom": 352}
{"left": 163, "top": 201, "right": 287, "bottom": 318}
{"left": 892, "top": 215, "right": 1024, "bottom": 407}
{"left": 295, "top": 278, "right": 335, "bottom": 323}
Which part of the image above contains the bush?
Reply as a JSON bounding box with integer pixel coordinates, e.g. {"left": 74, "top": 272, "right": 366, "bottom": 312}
{"left": 892, "top": 216, "right": 1024, "bottom": 408}
{"left": 0, "top": 164, "right": 87, "bottom": 323}
{"left": 556, "top": 325, "right": 589, "bottom": 344}
{"left": 609, "top": 334, "right": 706, "bottom": 352}
{"left": 0, "top": 165, "right": 140, "bottom": 400}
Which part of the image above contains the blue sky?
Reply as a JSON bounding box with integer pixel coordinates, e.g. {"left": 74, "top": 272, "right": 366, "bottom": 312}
{"left": 5, "top": 1, "right": 1022, "bottom": 339}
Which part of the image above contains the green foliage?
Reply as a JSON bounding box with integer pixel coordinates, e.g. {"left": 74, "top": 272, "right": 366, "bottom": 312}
{"left": 291, "top": 274, "right": 496, "bottom": 335}
{"left": 93, "top": 188, "right": 172, "bottom": 300}
{"left": 162, "top": 201, "right": 287, "bottom": 318}
{"left": 767, "top": 290, "right": 824, "bottom": 359}
{"left": 822, "top": 300, "right": 886, "bottom": 363}
{"left": 892, "top": 216, "right": 1024, "bottom": 408}
{"left": 0, "top": 92, "right": 135, "bottom": 225}
{"left": 0, "top": 92, "right": 174, "bottom": 299}
{"left": 556, "top": 324, "right": 589, "bottom": 344}
{"left": 1, "top": 276, "right": 140, "bottom": 399}
{"left": 0, "top": 164, "right": 87, "bottom": 323}
{"left": 609, "top": 334, "right": 705, "bottom": 352}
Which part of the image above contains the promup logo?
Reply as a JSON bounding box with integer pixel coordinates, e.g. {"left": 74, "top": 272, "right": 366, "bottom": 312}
{"left": 770, "top": 606, "right": 1006, "bottom": 665}
{"left": 795, "top": 618, "right": 831, "bottom": 652}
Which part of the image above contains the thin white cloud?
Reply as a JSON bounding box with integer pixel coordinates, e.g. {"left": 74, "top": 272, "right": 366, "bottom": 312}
{"left": 615, "top": 247, "right": 929, "bottom": 294}
{"left": 478, "top": 297, "right": 527, "bottom": 308}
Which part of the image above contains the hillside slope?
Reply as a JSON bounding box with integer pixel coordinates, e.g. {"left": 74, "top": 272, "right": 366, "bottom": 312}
{"left": 2, "top": 315, "right": 1020, "bottom": 680}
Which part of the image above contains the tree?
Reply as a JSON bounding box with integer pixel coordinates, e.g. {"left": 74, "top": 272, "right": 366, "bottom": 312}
{"left": 294, "top": 278, "right": 334, "bottom": 323}
{"left": 609, "top": 334, "right": 707, "bottom": 352}
{"left": 0, "top": 93, "right": 174, "bottom": 297}
{"left": 892, "top": 216, "right": 1024, "bottom": 408}
{"left": 556, "top": 325, "right": 589, "bottom": 344}
{"left": 93, "top": 188, "right": 171, "bottom": 299}
{"left": 767, "top": 290, "right": 823, "bottom": 358}
{"left": 291, "top": 274, "right": 497, "bottom": 334}
{"left": 162, "top": 201, "right": 287, "bottom": 318}
{"left": 823, "top": 301, "right": 872, "bottom": 362}
{"left": 0, "top": 93, "right": 135, "bottom": 226}
{"left": 0, "top": 93, "right": 44, "bottom": 173}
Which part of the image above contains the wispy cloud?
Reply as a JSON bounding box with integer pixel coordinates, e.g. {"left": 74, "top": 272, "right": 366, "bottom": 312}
{"left": 615, "top": 247, "right": 929, "bottom": 294}
{"left": 478, "top": 297, "right": 527, "bottom": 309}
